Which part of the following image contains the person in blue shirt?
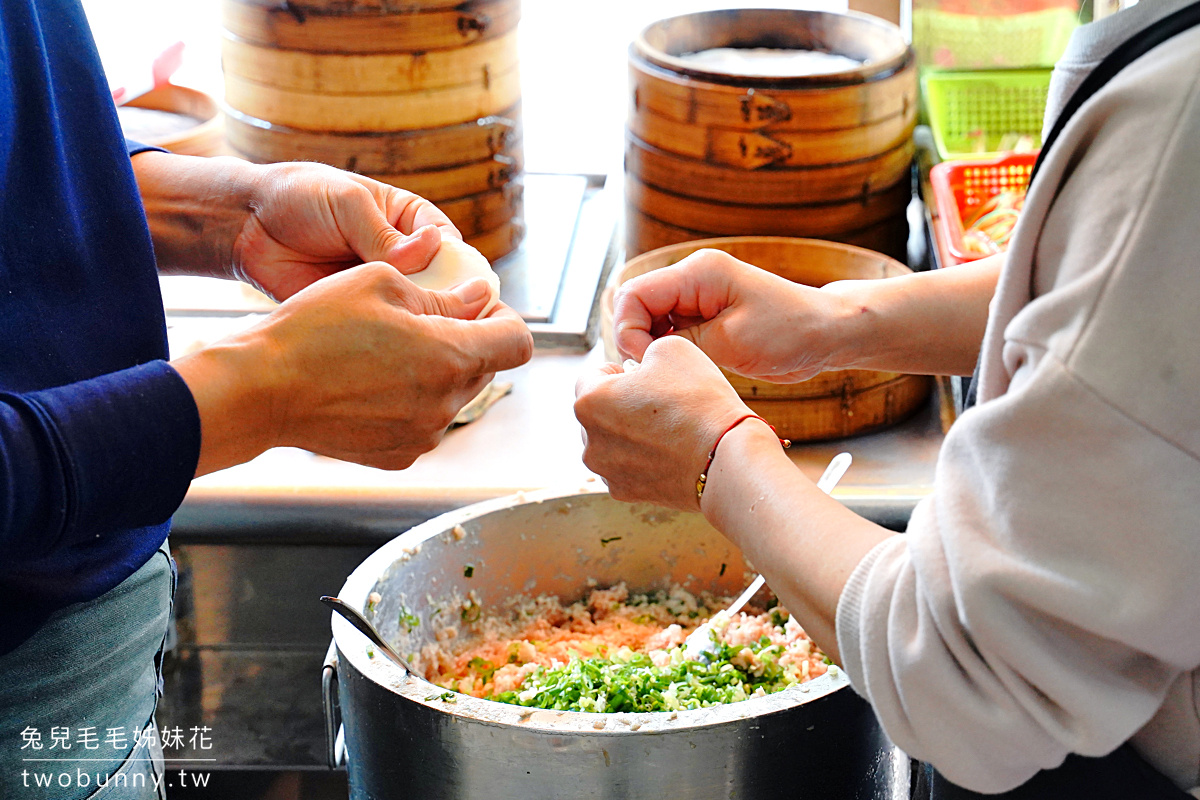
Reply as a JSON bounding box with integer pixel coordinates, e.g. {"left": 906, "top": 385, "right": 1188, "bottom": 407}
{"left": 0, "top": 2, "right": 533, "bottom": 797}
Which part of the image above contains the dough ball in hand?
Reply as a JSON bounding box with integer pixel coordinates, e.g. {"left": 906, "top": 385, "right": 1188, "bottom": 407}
{"left": 406, "top": 238, "right": 501, "bottom": 318}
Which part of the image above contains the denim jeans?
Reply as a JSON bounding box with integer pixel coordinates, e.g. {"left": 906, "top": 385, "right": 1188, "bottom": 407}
{"left": 0, "top": 542, "right": 175, "bottom": 800}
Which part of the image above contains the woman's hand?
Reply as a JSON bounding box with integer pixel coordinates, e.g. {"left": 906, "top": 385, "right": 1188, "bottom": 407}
{"left": 231, "top": 162, "right": 461, "bottom": 301}
{"left": 573, "top": 336, "right": 753, "bottom": 511}
{"left": 613, "top": 248, "right": 852, "bottom": 384}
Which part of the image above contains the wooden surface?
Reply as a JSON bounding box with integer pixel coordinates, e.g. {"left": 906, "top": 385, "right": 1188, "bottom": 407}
{"left": 224, "top": 65, "right": 521, "bottom": 131}
{"left": 223, "top": 105, "right": 521, "bottom": 171}
{"left": 626, "top": 135, "right": 914, "bottom": 205}
{"left": 625, "top": 173, "right": 911, "bottom": 238}
{"left": 602, "top": 236, "right": 931, "bottom": 441}
{"left": 221, "top": 0, "right": 520, "bottom": 53}
{"left": 221, "top": 30, "right": 520, "bottom": 94}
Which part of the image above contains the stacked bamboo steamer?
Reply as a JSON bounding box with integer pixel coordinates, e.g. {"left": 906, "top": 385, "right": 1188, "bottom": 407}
{"left": 602, "top": 237, "right": 932, "bottom": 441}
{"left": 626, "top": 9, "right": 917, "bottom": 262}
{"left": 221, "top": 0, "right": 524, "bottom": 262}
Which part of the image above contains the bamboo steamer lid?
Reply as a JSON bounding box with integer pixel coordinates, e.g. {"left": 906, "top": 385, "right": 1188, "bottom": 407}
{"left": 626, "top": 134, "right": 914, "bottom": 205}
{"left": 625, "top": 173, "right": 911, "bottom": 238}
{"left": 624, "top": 208, "right": 910, "bottom": 262}
{"left": 221, "top": 0, "right": 520, "bottom": 54}
{"left": 223, "top": 64, "right": 521, "bottom": 132}
{"left": 221, "top": 30, "right": 520, "bottom": 94}
{"left": 601, "top": 236, "right": 931, "bottom": 441}
{"left": 223, "top": 105, "right": 520, "bottom": 172}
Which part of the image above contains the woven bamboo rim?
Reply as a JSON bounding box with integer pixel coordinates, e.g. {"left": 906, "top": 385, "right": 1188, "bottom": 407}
{"left": 628, "top": 105, "right": 915, "bottom": 169}
{"left": 466, "top": 217, "right": 524, "bottom": 262}
{"left": 626, "top": 134, "right": 914, "bottom": 205}
{"left": 629, "top": 52, "right": 916, "bottom": 133}
{"left": 623, "top": 207, "right": 910, "bottom": 261}
{"left": 366, "top": 153, "right": 520, "bottom": 202}
{"left": 123, "top": 85, "right": 225, "bottom": 158}
{"left": 634, "top": 9, "right": 910, "bottom": 89}
{"left": 223, "top": 105, "right": 520, "bottom": 172}
{"left": 224, "top": 65, "right": 521, "bottom": 131}
{"left": 439, "top": 182, "right": 522, "bottom": 237}
{"left": 221, "top": 30, "right": 519, "bottom": 94}
{"left": 625, "top": 173, "right": 911, "bottom": 237}
{"left": 221, "top": 0, "right": 520, "bottom": 54}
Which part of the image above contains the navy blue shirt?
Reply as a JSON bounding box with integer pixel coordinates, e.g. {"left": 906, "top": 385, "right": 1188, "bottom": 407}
{"left": 0, "top": 0, "right": 201, "bottom": 654}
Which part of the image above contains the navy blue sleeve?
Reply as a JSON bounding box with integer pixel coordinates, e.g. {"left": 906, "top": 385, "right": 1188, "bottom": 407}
{"left": 0, "top": 362, "right": 200, "bottom": 562}
{"left": 126, "top": 138, "right": 165, "bottom": 157}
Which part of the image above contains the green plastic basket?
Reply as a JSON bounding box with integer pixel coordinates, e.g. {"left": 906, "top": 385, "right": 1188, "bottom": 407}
{"left": 913, "top": 7, "right": 1078, "bottom": 69}
{"left": 923, "top": 69, "right": 1052, "bottom": 160}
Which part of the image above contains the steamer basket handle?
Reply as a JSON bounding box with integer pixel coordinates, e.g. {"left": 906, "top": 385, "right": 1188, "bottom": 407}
{"left": 457, "top": 12, "right": 491, "bottom": 38}
{"left": 322, "top": 639, "right": 346, "bottom": 769}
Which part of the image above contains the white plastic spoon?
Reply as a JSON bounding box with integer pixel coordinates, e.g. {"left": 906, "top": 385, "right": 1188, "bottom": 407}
{"left": 683, "top": 451, "right": 853, "bottom": 661}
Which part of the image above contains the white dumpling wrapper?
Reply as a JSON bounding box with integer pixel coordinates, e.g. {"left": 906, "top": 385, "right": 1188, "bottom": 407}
{"left": 406, "top": 238, "right": 501, "bottom": 318}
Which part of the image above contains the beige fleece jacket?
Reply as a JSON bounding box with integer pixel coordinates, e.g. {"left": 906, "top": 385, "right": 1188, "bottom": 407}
{"left": 836, "top": 1, "right": 1200, "bottom": 793}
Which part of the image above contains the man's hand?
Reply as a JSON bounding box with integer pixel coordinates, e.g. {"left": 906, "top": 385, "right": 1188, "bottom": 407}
{"left": 574, "top": 337, "right": 752, "bottom": 511}
{"left": 613, "top": 249, "right": 851, "bottom": 384}
{"left": 231, "top": 162, "right": 461, "bottom": 301}
{"left": 133, "top": 152, "right": 461, "bottom": 300}
{"left": 172, "top": 262, "right": 534, "bottom": 475}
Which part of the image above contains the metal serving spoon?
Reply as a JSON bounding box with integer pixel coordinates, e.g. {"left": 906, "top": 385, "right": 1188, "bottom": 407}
{"left": 321, "top": 595, "right": 417, "bottom": 676}
{"left": 683, "top": 451, "right": 853, "bottom": 661}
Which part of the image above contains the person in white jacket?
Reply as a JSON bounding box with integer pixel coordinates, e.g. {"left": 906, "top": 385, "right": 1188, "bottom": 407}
{"left": 575, "top": 0, "right": 1200, "bottom": 795}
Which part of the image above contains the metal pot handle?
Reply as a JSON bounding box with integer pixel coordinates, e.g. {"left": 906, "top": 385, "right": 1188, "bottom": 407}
{"left": 322, "top": 639, "right": 346, "bottom": 769}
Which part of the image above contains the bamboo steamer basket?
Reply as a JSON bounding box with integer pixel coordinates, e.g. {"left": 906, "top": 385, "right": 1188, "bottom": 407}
{"left": 625, "top": 209, "right": 910, "bottom": 263}
{"left": 601, "top": 237, "right": 931, "bottom": 441}
{"left": 626, "top": 174, "right": 911, "bottom": 238}
{"left": 223, "top": 105, "right": 520, "bottom": 172}
{"left": 628, "top": 103, "right": 915, "bottom": 169}
{"left": 223, "top": 65, "right": 520, "bottom": 132}
{"left": 438, "top": 182, "right": 522, "bottom": 237}
{"left": 465, "top": 217, "right": 524, "bottom": 263}
{"left": 626, "top": 9, "right": 916, "bottom": 260}
{"left": 120, "top": 85, "right": 225, "bottom": 157}
{"left": 221, "top": 0, "right": 526, "bottom": 260}
{"left": 626, "top": 135, "right": 914, "bottom": 205}
{"left": 221, "top": 30, "right": 519, "bottom": 94}
{"left": 234, "top": 0, "right": 465, "bottom": 10}
{"left": 364, "top": 153, "right": 520, "bottom": 203}
{"left": 221, "top": 0, "right": 520, "bottom": 54}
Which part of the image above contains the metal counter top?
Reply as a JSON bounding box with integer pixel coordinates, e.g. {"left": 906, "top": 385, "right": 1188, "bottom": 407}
{"left": 172, "top": 346, "right": 945, "bottom": 544}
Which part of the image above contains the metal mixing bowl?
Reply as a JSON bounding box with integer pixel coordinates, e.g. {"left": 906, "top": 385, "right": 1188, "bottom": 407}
{"left": 325, "top": 488, "right": 907, "bottom": 799}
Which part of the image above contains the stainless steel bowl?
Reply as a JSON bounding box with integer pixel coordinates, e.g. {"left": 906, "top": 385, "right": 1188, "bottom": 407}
{"left": 325, "top": 488, "right": 907, "bottom": 799}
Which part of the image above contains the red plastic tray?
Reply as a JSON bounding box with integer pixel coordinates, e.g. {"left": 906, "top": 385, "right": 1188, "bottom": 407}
{"left": 930, "top": 152, "right": 1037, "bottom": 266}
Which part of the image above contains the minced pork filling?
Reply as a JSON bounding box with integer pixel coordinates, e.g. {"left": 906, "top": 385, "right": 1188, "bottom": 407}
{"left": 412, "top": 583, "right": 831, "bottom": 713}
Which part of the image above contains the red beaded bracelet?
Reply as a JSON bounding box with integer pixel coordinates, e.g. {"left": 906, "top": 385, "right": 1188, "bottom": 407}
{"left": 696, "top": 414, "right": 791, "bottom": 506}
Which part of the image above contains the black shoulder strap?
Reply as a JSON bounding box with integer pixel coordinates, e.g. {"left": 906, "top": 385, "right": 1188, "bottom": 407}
{"left": 961, "top": 0, "right": 1200, "bottom": 410}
